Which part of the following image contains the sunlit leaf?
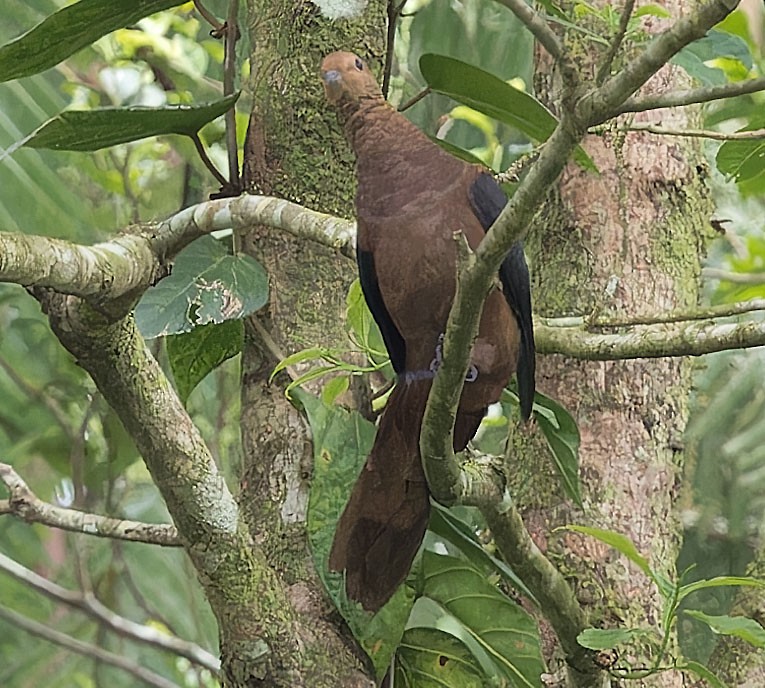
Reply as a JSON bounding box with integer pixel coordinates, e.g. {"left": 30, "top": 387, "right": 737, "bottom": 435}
{"left": 0, "top": 0, "right": 185, "bottom": 82}
{"left": 672, "top": 29, "right": 753, "bottom": 86}
{"left": 678, "top": 575, "right": 765, "bottom": 603}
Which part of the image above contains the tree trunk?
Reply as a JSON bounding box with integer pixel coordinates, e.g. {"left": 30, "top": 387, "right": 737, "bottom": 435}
{"left": 520, "top": 4, "right": 716, "bottom": 684}
{"left": 234, "top": 1, "right": 386, "bottom": 685}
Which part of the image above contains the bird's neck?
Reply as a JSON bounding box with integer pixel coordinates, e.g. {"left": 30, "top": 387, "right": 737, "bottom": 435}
{"left": 342, "top": 99, "right": 465, "bottom": 213}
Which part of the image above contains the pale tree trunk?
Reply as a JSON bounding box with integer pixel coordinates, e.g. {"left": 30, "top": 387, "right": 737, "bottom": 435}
{"left": 518, "top": 2, "right": 716, "bottom": 685}
{"left": 235, "top": 1, "right": 386, "bottom": 685}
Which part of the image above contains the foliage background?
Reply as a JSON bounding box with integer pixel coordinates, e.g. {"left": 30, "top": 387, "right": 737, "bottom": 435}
{"left": 0, "top": 0, "right": 764, "bottom": 686}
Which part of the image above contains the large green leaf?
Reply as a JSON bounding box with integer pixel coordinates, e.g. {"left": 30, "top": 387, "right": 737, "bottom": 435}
{"left": 420, "top": 551, "right": 545, "bottom": 687}
{"left": 419, "top": 53, "right": 595, "bottom": 171}
{"left": 395, "top": 628, "right": 486, "bottom": 687}
{"left": 167, "top": 320, "right": 243, "bottom": 403}
{"left": 0, "top": 0, "right": 185, "bottom": 82}
{"left": 297, "top": 389, "right": 411, "bottom": 679}
{"left": 135, "top": 235, "right": 268, "bottom": 339}
{"left": 17, "top": 94, "right": 239, "bottom": 153}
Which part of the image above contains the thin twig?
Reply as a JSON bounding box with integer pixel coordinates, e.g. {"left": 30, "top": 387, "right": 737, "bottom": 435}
{"left": 189, "top": 132, "right": 229, "bottom": 188}
{"left": 0, "top": 552, "right": 220, "bottom": 672}
{"left": 0, "top": 463, "right": 180, "bottom": 546}
{"left": 541, "top": 298, "right": 765, "bottom": 328}
{"left": 618, "top": 75, "right": 765, "bottom": 114}
{"left": 597, "top": 0, "right": 636, "bottom": 84}
{"left": 0, "top": 605, "right": 181, "bottom": 688}
{"left": 223, "top": 0, "right": 240, "bottom": 190}
{"left": 397, "top": 87, "right": 430, "bottom": 112}
{"left": 192, "top": 0, "right": 224, "bottom": 32}
{"left": 611, "top": 122, "right": 765, "bottom": 141}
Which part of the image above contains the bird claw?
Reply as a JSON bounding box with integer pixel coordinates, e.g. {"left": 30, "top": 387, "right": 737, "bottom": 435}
{"left": 429, "top": 333, "right": 478, "bottom": 382}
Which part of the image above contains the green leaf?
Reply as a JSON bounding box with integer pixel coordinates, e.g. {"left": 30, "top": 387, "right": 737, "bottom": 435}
{"left": 576, "top": 627, "right": 647, "bottom": 650}
{"left": 395, "top": 628, "right": 486, "bottom": 688}
{"left": 419, "top": 53, "right": 596, "bottom": 171}
{"left": 135, "top": 235, "right": 268, "bottom": 339}
{"left": 716, "top": 116, "right": 765, "bottom": 186}
{"left": 297, "top": 389, "right": 410, "bottom": 678}
{"left": 166, "top": 320, "right": 243, "bottom": 403}
{"left": 345, "top": 279, "right": 392, "bottom": 374}
{"left": 0, "top": 0, "right": 185, "bottom": 83}
{"left": 671, "top": 29, "right": 754, "bottom": 86}
{"left": 684, "top": 611, "right": 765, "bottom": 648}
{"left": 428, "top": 503, "right": 537, "bottom": 603}
{"left": 19, "top": 95, "right": 239, "bottom": 153}
{"left": 677, "top": 660, "right": 729, "bottom": 688}
{"left": 564, "top": 526, "right": 659, "bottom": 586}
{"left": 532, "top": 392, "right": 582, "bottom": 506}
{"left": 678, "top": 576, "right": 765, "bottom": 603}
{"left": 321, "top": 375, "right": 350, "bottom": 405}
{"left": 421, "top": 551, "right": 545, "bottom": 687}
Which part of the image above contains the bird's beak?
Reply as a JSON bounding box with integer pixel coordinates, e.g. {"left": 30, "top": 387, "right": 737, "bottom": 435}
{"left": 321, "top": 69, "right": 343, "bottom": 102}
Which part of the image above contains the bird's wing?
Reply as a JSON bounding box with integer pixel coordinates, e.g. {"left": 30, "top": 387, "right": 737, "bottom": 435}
{"left": 357, "top": 245, "right": 407, "bottom": 374}
{"left": 468, "top": 172, "right": 536, "bottom": 420}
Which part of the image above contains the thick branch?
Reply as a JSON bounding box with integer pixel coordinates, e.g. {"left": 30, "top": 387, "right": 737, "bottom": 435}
{"left": 482, "top": 501, "right": 595, "bottom": 680}
{"left": 618, "top": 75, "right": 765, "bottom": 114}
{"left": 536, "top": 318, "right": 765, "bottom": 360}
{"left": 0, "top": 463, "right": 179, "bottom": 545}
{"left": 0, "top": 551, "right": 218, "bottom": 672}
{"left": 0, "top": 195, "right": 354, "bottom": 300}
{"left": 40, "top": 296, "right": 301, "bottom": 681}
{"left": 0, "top": 605, "right": 179, "bottom": 688}
{"left": 581, "top": 0, "right": 740, "bottom": 125}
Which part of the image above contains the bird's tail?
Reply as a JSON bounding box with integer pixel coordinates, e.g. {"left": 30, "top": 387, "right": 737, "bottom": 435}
{"left": 329, "top": 380, "right": 431, "bottom": 612}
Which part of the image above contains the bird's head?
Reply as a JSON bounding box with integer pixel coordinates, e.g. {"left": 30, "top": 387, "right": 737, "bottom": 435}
{"left": 320, "top": 51, "right": 383, "bottom": 107}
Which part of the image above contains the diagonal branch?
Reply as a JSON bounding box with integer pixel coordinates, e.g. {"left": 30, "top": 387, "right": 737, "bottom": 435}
{"left": 581, "top": 0, "right": 741, "bottom": 125}
{"left": 0, "top": 551, "right": 219, "bottom": 672}
{"left": 596, "top": 0, "right": 636, "bottom": 84}
{"left": 0, "top": 462, "right": 179, "bottom": 545}
{"left": 0, "top": 605, "right": 180, "bottom": 688}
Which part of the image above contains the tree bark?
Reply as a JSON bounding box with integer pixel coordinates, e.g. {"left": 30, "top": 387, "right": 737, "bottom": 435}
{"left": 236, "top": 1, "right": 387, "bottom": 685}
{"left": 518, "top": 3, "right": 717, "bottom": 684}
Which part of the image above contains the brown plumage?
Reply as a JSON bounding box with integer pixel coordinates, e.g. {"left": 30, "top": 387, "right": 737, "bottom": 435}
{"left": 321, "top": 51, "right": 535, "bottom": 612}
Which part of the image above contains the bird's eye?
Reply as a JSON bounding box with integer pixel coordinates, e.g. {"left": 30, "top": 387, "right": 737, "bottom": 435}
{"left": 354, "top": 57, "right": 364, "bottom": 71}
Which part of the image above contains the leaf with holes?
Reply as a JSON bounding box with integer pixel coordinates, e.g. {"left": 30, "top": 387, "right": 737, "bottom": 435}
{"left": 395, "top": 628, "right": 485, "bottom": 687}
{"left": 135, "top": 236, "right": 268, "bottom": 339}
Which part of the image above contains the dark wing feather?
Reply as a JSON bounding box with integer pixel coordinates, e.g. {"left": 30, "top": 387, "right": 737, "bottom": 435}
{"left": 357, "top": 247, "right": 407, "bottom": 374}
{"left": 468, "top": 172, "right": 536, "bottom": 420}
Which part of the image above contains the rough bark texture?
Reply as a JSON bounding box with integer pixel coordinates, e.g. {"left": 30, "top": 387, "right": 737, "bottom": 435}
{"left": 236, "top": 1, "right": 386, "bottom": 685}
{"left": 515, "top": 5, "right": 716, "bottom": 685}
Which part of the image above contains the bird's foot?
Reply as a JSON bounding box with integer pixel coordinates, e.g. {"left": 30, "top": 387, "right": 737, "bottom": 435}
{"left": 429, "top": 333, "right": 478, "bottom": 382}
